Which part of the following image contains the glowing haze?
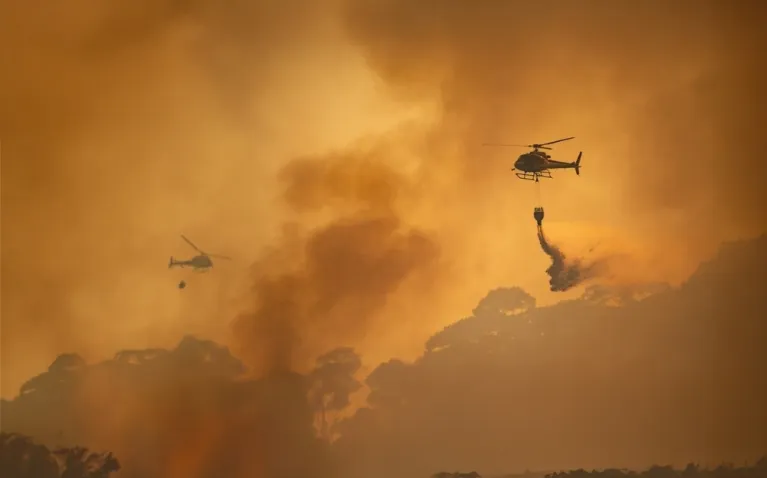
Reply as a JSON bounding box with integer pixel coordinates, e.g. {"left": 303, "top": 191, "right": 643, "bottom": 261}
{"left": 2, "top": 0, "right": 766, "bottom": 401}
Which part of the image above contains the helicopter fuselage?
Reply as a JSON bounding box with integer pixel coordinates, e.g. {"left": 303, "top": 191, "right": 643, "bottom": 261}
{"left": 169, "top": 254, "right": 213, "bottom": 270}
{"left": 514, "top": 151, "right": 573, "bottom": 173}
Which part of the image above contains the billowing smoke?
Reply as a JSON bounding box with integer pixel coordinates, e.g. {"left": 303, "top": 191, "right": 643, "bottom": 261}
{"left": 3, "top": 1, "right": 766, "bottom": 477}
{"left": 536, "top": 225, "right": 599, "bottom": 292}
{"left": 340, "top": 0, "right": 767, "bottom": 289}
{"left": 232, "top": 147, "right": 442, "bottom": 376}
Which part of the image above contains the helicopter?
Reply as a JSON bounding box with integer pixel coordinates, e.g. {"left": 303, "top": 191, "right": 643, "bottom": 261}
{"left": 483, "top": 136, "right": 582, "bottom": 182}
{"left": 169, "top": 235, "right": 231, "bottom": 272}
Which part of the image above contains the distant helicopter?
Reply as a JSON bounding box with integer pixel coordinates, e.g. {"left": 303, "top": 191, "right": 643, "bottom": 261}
{"left": 483, "top": 137, "right": 583, "bottom": 182}
{"left": 169, "top": 235, "right": 231, "bottom": 272}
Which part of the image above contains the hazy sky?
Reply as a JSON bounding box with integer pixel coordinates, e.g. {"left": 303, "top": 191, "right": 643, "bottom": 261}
{"left": 2, "top": 0, "right": 766, "bottom": 398}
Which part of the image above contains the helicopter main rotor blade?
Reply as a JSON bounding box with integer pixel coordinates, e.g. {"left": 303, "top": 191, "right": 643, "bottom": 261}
{"left": 180, "top": 235, "right": 203, "bottom": 254}
{"left": 207, "top": 253, "right": 232, "bottom": 260}
{"left": 482, "top": 143, "right": 530, "bottom": 148}
{"left": 483, "top": 142, "right": 555, "bottom": 150}
{"left": 537, "top": 136, "right": 575, "bottom": 147}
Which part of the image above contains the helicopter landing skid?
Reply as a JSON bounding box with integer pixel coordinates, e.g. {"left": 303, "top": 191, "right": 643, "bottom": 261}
{"left": 515, "top": 170, "right": 552, "bottom": 182}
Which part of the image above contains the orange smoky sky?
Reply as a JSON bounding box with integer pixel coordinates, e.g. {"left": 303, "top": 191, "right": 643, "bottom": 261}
{"left": 2, "top": 0, "right": 766, "bottom": 396}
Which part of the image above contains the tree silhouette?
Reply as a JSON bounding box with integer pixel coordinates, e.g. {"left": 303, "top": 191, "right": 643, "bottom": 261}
{"left": 307, "top": 347, "right": 363, "bottom": 439}
{"left": 540, "top": 458, "right": 767, "bottom": 478}
{"left": 0, "top": 433, "right": 59, "bottom": 478}
{"left": 54, "top": 446, "right": 120, "bottom": 478}
{"left": 426, "top": 287, "right": 537, "bottom": 352}
{"left": 19, "top": 353, "right": 86, "bottom": 398}
{"left": 0, "top": 433, "right": 120, "bottom": 478}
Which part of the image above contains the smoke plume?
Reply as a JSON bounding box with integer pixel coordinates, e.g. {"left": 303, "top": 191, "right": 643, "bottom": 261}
{"left": 232, "top": 147, "right": 441, "bottom": 375}
{"left": 4, "top": 0, "right": 767, "bottom": 397}
{"left": 341, "top": 0, "right": 767, "bottom": 287}
{"left": 536, "top": 225, "right": 599, "bottom": 292}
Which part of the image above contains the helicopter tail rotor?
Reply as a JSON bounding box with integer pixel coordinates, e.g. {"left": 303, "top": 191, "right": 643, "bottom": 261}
{"left": 574, "top": 151, "right": 582, "bottom": 176}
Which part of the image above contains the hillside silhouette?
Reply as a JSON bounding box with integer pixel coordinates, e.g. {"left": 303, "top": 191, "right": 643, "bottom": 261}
{"left": 1, "top": 235, "right": 765, "bottom": 478}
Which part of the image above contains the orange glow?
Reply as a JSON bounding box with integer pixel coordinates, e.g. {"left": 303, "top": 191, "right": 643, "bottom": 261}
{"left": 1, "top": 2, "right": 766, "bottom": 474}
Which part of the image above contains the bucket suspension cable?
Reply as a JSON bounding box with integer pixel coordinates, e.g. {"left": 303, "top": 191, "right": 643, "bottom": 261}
{"left": 535, "top": 179, "right": 543, "bottom": 207}
{"left": 533, "top": 181, "right": 545, "bottom": 227}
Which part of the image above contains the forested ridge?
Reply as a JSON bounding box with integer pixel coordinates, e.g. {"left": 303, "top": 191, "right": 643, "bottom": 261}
{"left": 2, "top": 237, "right": 765, "bottom": 478}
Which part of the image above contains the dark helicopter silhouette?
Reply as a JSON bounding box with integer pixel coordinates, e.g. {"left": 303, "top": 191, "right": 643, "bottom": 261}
{"left": 169, "top": 235, "right": 231, "bottom": 272}
{"left": 484, "top": 136, "right": 582, "bottom": 182}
